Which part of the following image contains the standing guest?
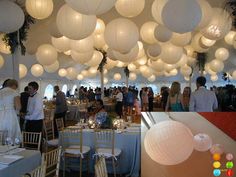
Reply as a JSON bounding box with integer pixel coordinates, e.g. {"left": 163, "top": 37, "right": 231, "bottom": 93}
{"left": 142, "top": 87, "right": 149, "bottom": 111}
{"left": 165, "top": 82, "right": 184, "bottom": 112}
{"left": 182, "top": 87, "right": 191, "bottom": 111}
{"left": 161, "top": 87, "right": 169, "bottom": 111}
{"left": 0, "top": 79, "right": 11, "bottom": 90}
{"left": 189, "top": 76, "right": 218, "bottom": 112}
{"left": 148, "top": 87, "right": 154, "bottom": 111}
{"left": 126, "top": 88, "right": 135, "bottom": 115}
{"left": 19, "top": 86, "right": 30, "bottom": 130}
{"left": 115, "top": 88, "right": 123, "bottom": 118}
{"left": 25, "top": 82, "right": 44, "bottom": 133}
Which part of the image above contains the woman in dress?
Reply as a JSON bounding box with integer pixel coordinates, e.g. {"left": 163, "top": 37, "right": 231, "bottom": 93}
{"left": 0, "top": 79, "right": 22, "bottom": 142}
{"left": 182, "top": 87, "right": 191, "bottom": 111}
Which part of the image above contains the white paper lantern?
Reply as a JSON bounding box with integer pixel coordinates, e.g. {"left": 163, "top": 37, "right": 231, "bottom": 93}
{"left": 64, "top": 50, "right": 71, "bottom": 56}
{"left": 148, "top": 75, "right": 156, "bottom": 82}
{"left": 162, "top": 0, "right": 202, "bottom": 33}
{"left": 180, "top": 65, "right": 192, "bottom": 76}
{"left": 129, "top": 72, "right": 137, "bottom": 81}
{"left": 205, "top": 63, "right": 216, "bottom": 76}
{"left": 66, "top": 67, "right": 78, "bottom": 80}
{"left": 154, "top": 25, "right": 172, "bottom": 42}
{"left": 139, "top": 65, "right": 148, "bottom": 73}
{"left": 128, "top": 63, "right": 137, "bottom": 72}
{"left": 58, "top": 68, "right": 67, "bottom": 77}
{"left": 81, "top": 70, "right": 89, "bottom": 77}
{"left": 193, "top": 133, "right": 212, "bottom": 152}
{"left": 176, "top": 54, "right": 188, "bottom": 68}
{"left": 104, "top": 58, "right": 118, "bottom": 70}
{"left": 142, "top": 69, "right": 153, "bottom": 78}
{"left": 209, "top": 60, "right": 224, "bottom": 73}
{"left": 187, "top": 56, "right": 197, "bottom": 66}
{"left": 65, "top": 0, "right": 116, "bottom": 15}
{"left": 184, "top": 45, "right": 194, "bottom": 57}
{"left": 215, "top": 48, "right": 229, "bottom": 61}
{"left": 149, "top": 59, "right": 165, "bottom": 72}
{"left": 232, "top": 70, "right": 236, "bottom": 80}
{"left": 51, "top": 36, "right": 70, "bottom": 52}
{"left": 224, "top": 31, "right": 236, "bottom": 45}
{"left": 77, "top": 74, "right": 84, "bottom": 80}
{"left": 160, "top": 43, "right": 183, "bottom": 64}
{"left": 0, "top": 1, "right": 25, "bottom": 33}
{"left": 140, "top": 22, "right": 158, "bottom": 44}
{"left": 116, "top": 61, "right": 125, "bottom": 68}
{"left": 71, "top": 50, "right": 93, "bottom": 64}
{"left": 104, "top": 77, "right": 108, "bottom": 84}
{"left": 144, "top": 121, "right": 194, "bottom": 165}
{"left": 164, "top": 63, "right": 176, "bottom": 72}
{"left": 170, "top": 68, "right": 178, "bottom": 76}
{"left": 170, "top": 32, "right": 192, "bottom": 47}
{"left": 19, "top": 64, "right": 27, "bottom": 79}
{"left": 115, "top": 0, "right": 145, "bottom": 18}
{"left": 88, "top": 67, "right": 97, "bottom": 74}
{"left": 57, "top": 4, "right": 97, "bottom": 40}
{"left": 200, "top": 36, "right": 216, "bottom": 47}
{"left": 36, "top": 44, "right": 58, "bottom": 66}
{"left": 26, "top": 0, "right": 53, "bottom": 20}
{"left": 210, "top": 144, "right": 224, "bottom": 155}
{"left": 94, "top": 34, "right": 106, "bottom": 49}
{"left": 85, "top": 51, "right": 103, "bottom": 67}
{"left": 50, "top": 22, "right": 62, "bottom": 38}
{"left": 105, "top": 18, "right": 139, "bottom": 53}
{"left": 211, "top": 75, "right": 218, "bottom": 82}
{"left": 0, "top": 55, "right": 4, "bottom": 69}
{"left": 151, "top": 0, "right": 167, "bottom": 25}
{"left": 94, "top": 19, "right": 106, "bottom": 34}
{"left": 136, "top": 56, "right": 147, "bottom": 66}
{"left": 147, "top": 44, "right": 162, "bottom": 59}
{"left": 44, "top": 60, "right": 59, "bottom": 73}
{"left": 0, "top": 34, "right": 11, "bottom": 54}
{"left": 31, "top": 64, "right": 44, "bottom": 77}
{"left": 191, "top": 33, "right": 209, "bottom": 53}
{"left": 113, "top": 44, "right": 139, "bottom": 62}
{"left": 114, "top": 73, "right": 122, "bottom": 80}
{"left": 70, "top": 35, "right": 94, "bottom": 53}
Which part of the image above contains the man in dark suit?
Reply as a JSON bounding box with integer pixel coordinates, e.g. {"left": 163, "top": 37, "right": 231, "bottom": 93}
{"left": 53, "top": 85, "right": 68, "bottom": 136}
{"left": 19, "top": 86, "right": 30, "bottom": 130}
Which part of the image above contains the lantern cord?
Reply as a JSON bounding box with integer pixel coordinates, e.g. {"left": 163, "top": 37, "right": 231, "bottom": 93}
{"left": 141, "top": 112, "right": 151, "bottom": 129}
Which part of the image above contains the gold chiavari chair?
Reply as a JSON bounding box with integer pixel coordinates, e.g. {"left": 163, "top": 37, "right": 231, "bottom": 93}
{"left": 22, "top": 131, "right": 42, "bottom": 151}
{"left": 95, "top": 156, "right": 108, "bottom": 177}
{"left": 22, "top": 162, "right": 46, "bottom": 177}
{"left": 55, "top": 118, "right": 64, "bottom": 132}
{"left": 61, "top": 128, "right": 91, "bottom": 177}
{"left": 43, "top": 120, "right": 58, "bottom": 152}
{"left": 94, "top": 129, "right": 122, "bottom": 177}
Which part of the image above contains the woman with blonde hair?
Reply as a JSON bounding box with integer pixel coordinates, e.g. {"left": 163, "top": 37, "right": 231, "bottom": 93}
{"left": 182, "top": 86, "right": 191, "bottom": 111}
{"left": 165, "top": 82, "right": 184, "bottom": 111}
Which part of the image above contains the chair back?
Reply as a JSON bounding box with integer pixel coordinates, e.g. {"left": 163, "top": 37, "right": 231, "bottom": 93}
{"left": 22, "top": 132, "right": 42, "bottom": 151}
{"left": 94, "top": 129, "right": 115, "bottom": 155}
{"left": 61, "top": 128, "right": 83, "bottom": 151}
{"left": 43, "top": 120, "right": 55, "bottom": 141}
{"left": 22, "top": 162, "right": 46, "bottom": 177}
{"left": 44, "top": 109, "right": 54, "bottom": 121}
{"left": 42, "top": 147, "right": 62, "bottom": 177}
{"left": 95, "top": 156, "right": 108, "bottom": 177}
{"left": 55, "top": 118, "right": 64, "bottom": 132}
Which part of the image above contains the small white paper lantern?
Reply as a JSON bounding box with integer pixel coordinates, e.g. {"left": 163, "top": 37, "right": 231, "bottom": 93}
{"left": 104, "top": 77, "right": 108, "bottom": 84}
{"left": 215, "top": 48, "right": 229, "bottom": 61}
{"left": 193, "top": 133, "right": 212, "bottom": 152}
{"left": 224, "top": 31, "right": 236, "bottom": 45}
{"left": 144, "top": 121, "right": 194, "bottom": 165}
{"left": 148, "top": 75, "right": 156, "bottom": 82}
{"left": 210, "top": 144, "right": 224, "bottom": 155}
{"left": 57, "top": 4, "right": 97, "bottom": 40}
{"left": 142, "top": 69, "right": 153, "bottom": 78}
{"left": 85, "top": 51, "right": 103, "bottom": 67}
{"left": 65, "top": 0, "right": 116, "bottom": 15}
{"left": 70, "top": 35, "right": 94, "bottom": 53}
{"left": 154, "top": 25, "right": 172, "bottom": 42}
{"left": 0, "top": 55, "right": 4, "bottom": 69}
{"left": 149, "top": 59, "right": 165, "bottom": 72}
{"left": 211, "top": 75, "right": 218, "bottom": 82}
{"left": 129, "top": 72, "right": 137, "bottom": 81}
{"left": 176, "top": 54, "right": 188, "bottom": 68}
{"left": 115, "top": 0, "right": 145, "bottom": 18}
{"left": 0, "top": 34, "right": 11, "bottom": 54}
{"left": 71, "top": 50, "right": 93, "bottom": 64}
{"left": 36, "top": 44, "right": 58, "bottom": 66}
{"left": 140, "top": 21, "right": 158, "bottom": 44}
{"left": 31, "top": 64, "right": 44, "bottom": 77}
{"left": 139, "top": 65, "right": 148, "bottom": 73}
{"left": 26, "top": 0, "right": 53, "bottom": 20}
{"left": 94, "top": 34, "right": 106, "bottom": 49}
{"left": 94, "top": 19, "right": 106, "bottom": 34}
{"left": 44, "top": 60, "right": 59, "bottom": 73}
{"left": 66, "top": 67, "right": 78, "bottom": 80}
{"left": 209, "top": 59, "right": 224, "bottom": 73}
{"left": 170, "top": 68, "right": 178, "bottom": 76}
{"left": 58, "top": 68, "right": 67, "bottom": 77}
{"left": 116, "top": 61, "right": 125, "bottom": 68}
{"left": 51, "top": 36, "right": 70, "bottom": 52}
{"left": 180, "top": 65, "right": 192, "bottom": 76}
{"left": 205, "top": 63, "right": 216, "bottom": 76}
{"left": 160, "top": 43, "right": 183, "bottom": 64}
{"left": 128, "top": 63, "right": 137, "bottom": 72}
{"left": 136, "top": 56, "right": 147, "bottom": 66}
{"left": 104, "top": 58, "right": 118, "bottom": 70}
{"left": 0, "top": 1, "right": 25, "bottom": 33}
{"left": 114, "top": 73, "right": 121, "bottom": 80}
{"left": 232, "top": 70, "right": 236, "bottom": 80}
{"left": 147, "top": 44, "right": 162, "bottom": 59}
{"left": 170, "top": 32, "right": 192, "bottom": 47}
{"left": 19, "top": 64, "right": 27, "bottom": 79}
{"left": 77, "top": 74, "right": 84, "bottom": 80}
{"left": 105, "top": 18, "right": 139, "bottom": 53}
{"left": 113, "top": 44, "right": 139, "bottom": 62}
{"left": 184, "top": 45, "right": 194, "bottom": 57}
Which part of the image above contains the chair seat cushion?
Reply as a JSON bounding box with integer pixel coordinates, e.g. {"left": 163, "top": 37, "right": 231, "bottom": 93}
{"left": 96, "top": 148, "right": 122, "bottom": 158}
{"left": 65, "top": 145, "right": 90, "bottom": 155}
{"left": 47, "top": 139, "right": 59, "bottom": 146}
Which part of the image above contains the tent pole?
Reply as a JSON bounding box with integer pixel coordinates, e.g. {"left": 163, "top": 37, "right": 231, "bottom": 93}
{"left": 101, "top": 69, "right": 104, "bottom": 100}
{"left": 12, "top": 31, "right": 20, "bottom": 92}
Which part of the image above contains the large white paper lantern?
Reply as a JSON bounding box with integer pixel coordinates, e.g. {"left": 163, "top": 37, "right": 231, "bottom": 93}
{"left": 149, "top": 59, "right": 165, "bottom": 72}
{"left": 210, "top": 144, "right": 224, "bottom": 155}
{"left": 154, "top": 25, "right": 172, "bottom": 42}
{"left": 71, "top": 50, "right": 93, "bottom": 64}
{"left": 44, "top": 60, "right": 59, "bottom": 73}
{"left": 162, "top": 0, "right": 202, "bottom": 33}
{"left": 180, "top": 65, "right": 192, "bottom": 76}
{"left": 215, "top": 48, "right": 229, "bottom": 61}
{"left": 211, "top": 75, "right": 218, "bottom": 82}
{"left": 77, "top": 74, "right": 84, "bottom": 80}
{"left": 0, "top": 1, "right": 25, "bottom": 33}
{"left": 19, "top": 64, "right": 27, "bottom": 79}
{"left": 0, "top": 34, "right": 11, "bottom": 54}
{"left": 140, "top": 22, "right": 158, "bottom": 44}
{"left": 86, "top": 51, "right": 103, "bottom": 67}
{"left": 36, "top": 44, "right": 58, "bottom": 66}
{"left": 115, "top": 0, "right": 145, "bottom": 18}
{"left": 57, "top": 4, "right": 97, "bottom": 40}
{"left": 148, "top": 75, "right": 156, "bottom": 82}
{"left": 31, "top": 64, "right": 44, "bottom": 77}
{"left": 105, "top": 18, "right": 139, "bottom": 53}
{"left": 58, "top": 68, "right": 67, "bottom": 77}
{"left": 26, "top": 0, "right": 53, "bottom": 20}
{"left": 112, "top": 44, "right": 139, "bottom": 62}
{"left": 114, "top": 73, "right": 121, "bottom": 80}
{"left": 94, "top": 34, "right": 106, "bottom": 49}
{"left": 128, "top": 63, "right": 137, "bottom": 72}
{"left": 160, "top": 43, "right": 183, "bottom": 64}
{"left": 66, "top": 67, "right": 78, "bottom": 80}
{"left": 65, "top": 0, "right": 116, "bottom": 15}
{"left": 193, "top": 133, "right": 212, "bottom": 152}
{"left": 209, "top": 59, "right": 224, "bottom": 73}
{"left": 151, "top": 0, "right": 167, "bottom": 25}
{"left": 94, "top": 19, "right": 106, "bottom": 34}
{"left": 49, "top": 22, "right": 62, "bottom": 38}
{"left": 129, "top": 72, "right": 137, "bottom": 81}
{"left": 170, "top": 32, "right": 192, "bottom": 47}
{"left": 70, "top": 35, "right": 94, "bottom": 53}
{"left": 51, "top": 36, "right": 70, "bottom": 52}
{"left": 144, "top": 121, "right": 194, "bottom": 165}
{"left": 147, "top": 44, "right": 162, "bottom": 59}
{"left": 224, "top": 31, "right": 236, "bottom": 45}
{"left": 0, "top": 54, "right": 5, "bottom": 69}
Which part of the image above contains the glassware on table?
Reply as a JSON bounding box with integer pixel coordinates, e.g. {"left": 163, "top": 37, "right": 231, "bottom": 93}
{"left": 14, "top": 138, "right": 21, "bottom": 146}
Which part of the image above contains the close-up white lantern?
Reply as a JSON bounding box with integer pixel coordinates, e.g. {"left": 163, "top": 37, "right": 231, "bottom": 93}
{"left": 77, "top": 74, "right": 84, "bottom": 80}
{"left": 224, "top": 31, "right": 236, "bottom": 45}
{"left": 140, "top": 21, "right": 158, "bottom": 44}
{"left": 66, "top": 67, "right": 78, "bottom": 80}
{"left": 144, "top": 121, "right": 194, "bottom": 165}
{"left": 71, "top": 50, "right": 94, "bottom": 64}
{"left": 85, "top": 51, "right": 103, "bottom": 67}
{"left": 154, "top": 25, "right": 172, "bottom": 42}
{"left": 180, "top": 65, "right": 192, "bottom": 77}
{"left": 115, "top": 0, "right": 145, "bottom": 18}
{"left": 105, "top": 18, "right": 139, "bottom": 53}
{"left": 160, "top": 43, "right": 183, "bottom": 64}
{"left": 19, "top": 64, "right": 28, "bottom": 79}
{"left": 170, "top": 32, "right": 192, "bottom": 47}
{"left": 94, "top": 19, "right": 106, "bottom": 34}
{"left": 58, "top": 68, "right": 67, "bottom": 77}
{"left": 0, "top": 54, "right": 4, "bottom": 69}
{"left": 215, "top": 48, "right": 229, "bottom": 61}
{"left": 57, "top": 4, "right": 97, "bottom": 40}
{"left": 147, "top": 44, "right": 162, "bottom": 59}
{"left": 148, "top": 75, "right": 156, "bottom": 82}
{"left": 0, "top": 34, "right": 11, "bottom": 54}
{"left": 0, "top": 1, "right": 25, "bottom": 33}
{"left": 112, "top": 44, "right": 139, "bottom": 62}
{"left": 129, "top": 72, "right": 137, "bottom": 81}
{"left": 25, "top": 0, "right": 53, "bottom": 20}
{"left": 51, "top": 36, "right": 70, "bottom": 52}
{"left": 70, "top": 35, "right": 94, "bottom": 53}
{"left": 128, "top": 63, "right": 137, "bottom": 72}
{"left": 31, "top": 64, "right": 44, "bottom": 77}
{"left": 65, "top": 0, "right": 116, "bottom": 15}
{"left": 193, "top": 133, "right": 212, "bottom": 152}
{"left": 44, "top": 60, "right": 59, "bottom": 73}
{"left": 94, "top": 34, "right": 106, "bottom": 49}
{"left": 114, "top": 73, "right": 122, "bottom": 80}
{"left": 36, "top": 44, "right": 58, "bottom": 66}
{"left": 211, "top": 75, "right": 218, "bottom": 82}
{"left": 209, "top": 59, "right": 224, "bottom": 73}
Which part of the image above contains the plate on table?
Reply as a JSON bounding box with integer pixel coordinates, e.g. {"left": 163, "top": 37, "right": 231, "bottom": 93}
{"left": 0, "top": 155, "right": 23, "bottom": 165}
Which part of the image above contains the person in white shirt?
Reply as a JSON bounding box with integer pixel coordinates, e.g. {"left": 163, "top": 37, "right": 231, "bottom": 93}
{"left": 189, "top": 76, "right": 218, "bottom": 112}
{"left": 115, "top": 88, "right": 123, "bottom": 118}
{"left": 25, "top": 82, "right": 44, "bottom": 133}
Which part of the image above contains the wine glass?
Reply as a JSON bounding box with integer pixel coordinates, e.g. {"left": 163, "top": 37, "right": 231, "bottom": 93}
{"left": 14, "top": 138, "right": 20, "bottom": 147}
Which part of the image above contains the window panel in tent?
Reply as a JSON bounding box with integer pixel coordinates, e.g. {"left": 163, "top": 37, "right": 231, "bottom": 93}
{"left": 44, "top": 84, "right": 54, "bottom": 100}
{"left": 62, "top": 84, "right": 67, "bottom": 95}
{"left": 71, "top": 85, "right": 77, "bottom": 95}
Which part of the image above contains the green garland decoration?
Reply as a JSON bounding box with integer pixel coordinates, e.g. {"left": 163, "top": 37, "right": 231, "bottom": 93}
{"left": 195, "top": 52, "right": 207, "bottom": 73}
{"left": 124, "top": 66, "right": 130, "bottom": 78}
{"left": 96, "top": 48, "right": 107, "bottom": 73}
